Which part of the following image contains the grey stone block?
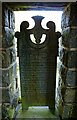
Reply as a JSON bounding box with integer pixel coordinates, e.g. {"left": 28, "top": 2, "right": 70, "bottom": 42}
{"left": 61, "top": 28, "right": 77, "bottom": 48}
{"left": 2, "top": 50, "right": 10, "bottom": 68}
{"left": 70, "top": 3, "right": 77, "bottom": 26}
{"left": 0, "top": 88, "right": 2, "bottom": 103}
{"left": 1, "top": 70, "right": 9, "bottom": 87}
{"left": 61, "top": 5, "right": 71, "bottom": 28}
{"left": 0, "top": 63, "right": 17, "bottom": 87}
{"left": 59, "top": 47, "right": 77, "bottom": 68}
{"left": 59, "top": 62, "right": 67, "bottom": 84}
{"left": 0, "top": 51, "right": 2, "bottom": 68}
{"left": 10, "top": 11, "right": 15, "bottom": 29}
{"left": 9, "top": 80, "right": 16, "bottom": 101}
{"left": 2, "top": 7, "right": 9, "bottom": 27}
{"left": 2, "top": 27, "right": 15, "bottom": 48}
{"left": 2, "top": 46, "right": 16, "bottom": 68}
{"left": 66, "top": 70, "right": 77, "bottom": 87}
{"left": 2, "top": 103, "right": 15, "bottom": 119}
{"left": 59, "top": 62, "right": 77, "bottom": 86}
{"left": 11, "top": 87, "right": 19, "bottom": 107}
{"left": 1, "top": 87, "right": 10, "bottom": 103}
{"left": 64, "top": 88, "right": 77, "bottom": 103}
{"left": 10, "top": 46, "right": 16, "bottom": 64}
{"left": 1, "top": 80, "right": 16, "bottom": 103}
{"left": 59, "top": 47, "right": 65, "bottom": 62}
{"left": 62, "top": 104, "right": 77, "bottom": 119}
{"left": 61, "top": 3, "right": 77, "bottom": 28}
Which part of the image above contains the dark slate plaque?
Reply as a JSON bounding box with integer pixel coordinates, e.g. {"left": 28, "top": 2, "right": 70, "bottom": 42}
{"left": 15, "top": 16, "right": 61, "bottom": 110}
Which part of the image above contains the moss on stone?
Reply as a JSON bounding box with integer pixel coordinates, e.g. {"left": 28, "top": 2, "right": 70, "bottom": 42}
{"left": 2, "top": 104, "right": 15, "bottom": 119}
{"left": 59, "top": 98, "right": 63, "bottom": 116}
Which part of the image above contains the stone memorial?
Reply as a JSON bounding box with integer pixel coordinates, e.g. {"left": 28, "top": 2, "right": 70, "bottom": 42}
{"left": 15, "top": 15, "right": 61, "bottom": 110}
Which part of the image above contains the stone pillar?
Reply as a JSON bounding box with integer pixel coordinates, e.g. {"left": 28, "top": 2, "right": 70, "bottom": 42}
{"left": 59, "top": 2, "right": 77, "bottom": 119}
{"left": 1, "top": 3, "right": 19, "bottom": 119}
{"left": 0, "top": 2, "right": 2, "bottom": 119}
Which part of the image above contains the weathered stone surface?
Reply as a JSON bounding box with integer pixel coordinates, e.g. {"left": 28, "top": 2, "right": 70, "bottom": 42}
{"left": 59, "top": 62, "right": 67, "bottom": 85}
{"left": 10, "top": 46, "right": 16, "bottom": 64}
{"left": 0, "top": 88, "right": 2, "bottom": 103}
{"left": 59, "top": 48, "right": 77, "bottom": 68}
{"left": 2, "top": 5, "right": 18, "bottom": 119}
{"left": 59, "top": 47, "right": 66, "bottom": 63}
{"left": 56, "top": 96, "right": 63, "bottom": 116}
{"left": 11, "top": 87, "right": 19, "bottom": 107}
{"left": 2, "top": 46, "right": 16, "bottom": 68}
{"left": 59, "top": 85, "right": 76, "bottom": 119}
{"left": 55, "top": 76, "right": 62, "bottom": 116}
{"left": 2, "top": 50, "right": 10, "bottom": 68}
{"left": 58, "top": 76, "right": 62, "bottom": 88}
{"left": 61, "top": 5, "right": 71, "bottom": 28}
{"left": 2, "top": 104, "right": 15, "bottom": 119}
{"left": 61, "top": 28, "right": 77, "bottom": 48}
{"left": 59, "top": 2, "right": 77, "bottom": 120}
{"left": 1, "top": 81, "right": 16, "bottom": 103}
{"left": 2, "top": 6, "right": 9, "bottom": 27}
{"left": 70, "top": 3, "right": 77, "bottom": 26}
{"left": 0, "top": 63, "right": 17, "bottom": 87}
{"left": 66, "top": 70, "right": 77, "bottom": 87}
{"left": 58, "top": 98, "right": 64, "bottom": 117}
{"left": 0, "top": 104, "right": 2, "bottom": 120}
{"left": 9, "top": 80, "right": 16, "bottom": 102}
{"left": 60, "top": 66, "right": 77, "bottom": 87}
{"left": 62, "top": 104, "right": 77, "bottom": 119}
{"left": 56, "top": 86, "right": 62, "bottom": 106}
{"left": 2, "top": 27, "right": 15, "bottom": 48}
{"left": 10, "top": 11, "right": 15, "bottom": 29}
{"left": 1, "top": 88, "right": 10, "bottom": 103}
{"left": 15, "top": 17, "right": 59, "bottom": 110}
{"left": 1, "top": 70, "right": 9, "bottom": 87}
{"left": 61, "top": 3, "right": 77, "bottom": 28}
{"left": 0, "top": 51, "right": 2, "bottom": 68}
{"left": 2, "top": 5, "right": 15, "bottom": 29}
{"left": 9, "top": 63, "right": 17, "bottom": 83}
{"left": 56, "top": 76, "right": 62, "bottom": 100}
{"left": 65, "top": 50, "right": 77, "bottom": 68}
{"left": 63, "top": 88, "right": 77, "bottom": 103}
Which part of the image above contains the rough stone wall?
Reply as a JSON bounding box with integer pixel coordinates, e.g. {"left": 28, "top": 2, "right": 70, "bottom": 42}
{"left": 0, "top": 2, "right": 2, "bottom": 119}
{"left": 1, "top": 3, "right": 19, "bottom": 119}
{"left": 58, "top": 2, "right": 77, "bottom": 119}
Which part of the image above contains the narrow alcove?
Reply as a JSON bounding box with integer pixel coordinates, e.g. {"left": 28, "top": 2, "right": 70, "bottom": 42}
{"left": 14, "top": 10, "right": 62, "bottom": 118}
{"left": 3, "top": 2, "right": 77, "bottom": 120}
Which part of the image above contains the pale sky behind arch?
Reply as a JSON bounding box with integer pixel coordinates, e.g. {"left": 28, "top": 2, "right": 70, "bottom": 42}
{"left": 14, "top": 11, "right": 63, "bottom": 32}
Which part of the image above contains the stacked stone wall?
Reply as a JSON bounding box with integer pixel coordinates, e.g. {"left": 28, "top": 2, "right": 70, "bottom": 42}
{"left": 1, "top": 3, "right": 19, "bottom": 119}
{"left": 58, "top": 2, "right": 77, "bottom": 119}
{"left": 0, "top": 2, "right": 2, "bottom": 119}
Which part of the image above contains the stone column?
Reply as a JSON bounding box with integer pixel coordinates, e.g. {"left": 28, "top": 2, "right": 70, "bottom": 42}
{"left": 0, "top": 2, "right": 2, "bottom": 119}
{"left": 1, "top": 3, "right": 19, "bottom": 119}
{"left": 59, "top": 2, "right": 77, "bottom": 119}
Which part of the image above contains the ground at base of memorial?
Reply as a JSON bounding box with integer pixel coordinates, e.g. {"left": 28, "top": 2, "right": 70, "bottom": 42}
{"left": 16, "top": 106, "right": 59, "bottom": 119}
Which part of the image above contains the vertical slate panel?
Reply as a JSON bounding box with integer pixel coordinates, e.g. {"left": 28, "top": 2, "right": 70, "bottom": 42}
{"left": 15, "top": 16, "right": 61, "bottom": 110}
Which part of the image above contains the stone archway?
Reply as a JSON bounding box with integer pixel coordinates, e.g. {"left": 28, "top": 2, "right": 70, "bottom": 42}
{"left": 1, "top": 2, "right": 77, "bottom": 119}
